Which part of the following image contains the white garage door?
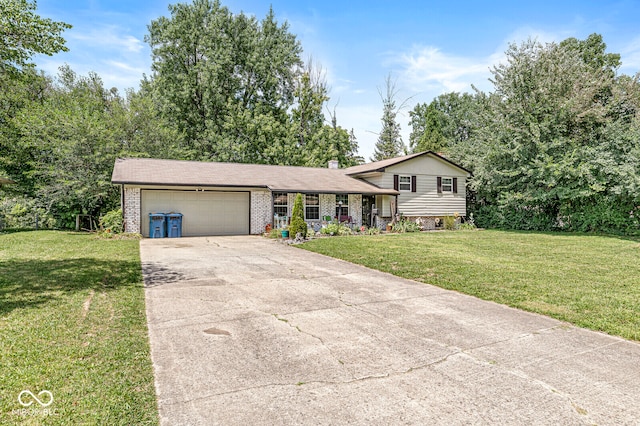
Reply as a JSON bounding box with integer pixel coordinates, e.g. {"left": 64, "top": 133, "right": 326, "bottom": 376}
{"left": 141, "top": 190, "right": 250, "bottom": 237}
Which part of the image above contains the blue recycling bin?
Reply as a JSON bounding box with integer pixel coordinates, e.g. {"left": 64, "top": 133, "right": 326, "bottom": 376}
{"left": 166, "top": 213, "right": 183, "bottom": 238}
{"left": 149, "top": 213, "right": 166, "bottom": 238}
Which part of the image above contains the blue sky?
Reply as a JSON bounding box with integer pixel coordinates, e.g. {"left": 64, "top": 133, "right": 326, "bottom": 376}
{"left": 37, "top": 0, "right": 640, "bottom": 160}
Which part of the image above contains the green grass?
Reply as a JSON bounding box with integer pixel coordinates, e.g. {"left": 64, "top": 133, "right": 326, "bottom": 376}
{"left": 301, "top": 230, "right": 640, "bottom": 341}
{"left": 0, "top": 231, "right": 158, "bottom": 425}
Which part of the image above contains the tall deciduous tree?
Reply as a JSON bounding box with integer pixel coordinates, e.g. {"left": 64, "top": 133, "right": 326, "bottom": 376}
{"left": 145, "top": 0, "right": 302, "bottom": 163}
{"left": 409, "top": 91, "right": 486, "bottom": 160}
{"left": 371, "top": 75, "right": 406, "bottom": 161}
{"left": 276, "top": 60, "right": 363, "bottom": 167}
{"left": 409, "top": 101, "right": 445, "bottom": 153}
{"left": 467, "top": 34, "right": 640, "bottom": 233}
{"left": 0, "top": 0, "right": 71, "bottom": 76}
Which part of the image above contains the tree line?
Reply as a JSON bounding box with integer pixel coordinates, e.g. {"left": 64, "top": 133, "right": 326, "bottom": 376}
{"left": 1, "top": 0, "right": 638, "bottom": 235}
{"left": 0, "top": 0, "right": 362, "bottom": 229}
{"left": 403, "top": 34, "right": 640, "bottom": 234}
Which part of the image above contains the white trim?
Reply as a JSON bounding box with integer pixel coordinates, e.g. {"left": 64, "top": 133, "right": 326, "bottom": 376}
{"left": 441, "top": 177, "right": 453, "bottom": 193}
{"left": 398, "top": 175, "right": 412, "bottom": 192}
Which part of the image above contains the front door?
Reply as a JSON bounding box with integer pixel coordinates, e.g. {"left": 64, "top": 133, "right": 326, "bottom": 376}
{"left": 362, "top": 195, "right": 375, "bottom": 227}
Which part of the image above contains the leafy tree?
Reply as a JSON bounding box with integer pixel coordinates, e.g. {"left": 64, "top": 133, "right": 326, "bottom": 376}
{"left": 299, "top": 107, "right": 363, "bottom": 168}
{"left": 289, "top": 193, "right": 307, "bottom": 238}
{"left": 467, "top": 35, "right": 640, "bottom": 234}
{"left": 0, "top": 68, "right": 51, "bottom": 195}
{"left": 559, "top": 33, "right": 621, "bottom": 73}
{"left": 146, "top": 0, "right": 302, "bottom": 163}
{"left": 116, "top": 82, "right": 184, "bottom": 160}
{"left": 12, "top": 66, "right": 125, "bottom": 226}
{"left": 0, "top": 0, "right": 71, "bottom": 76}
{"left": 291, "top": 64, "right": 327, "bottom": 151}
{"left": 409, "top": 91, "right": 485, "bottom": 157}
{"left": 286, "top": 61, "right": 364, "bottom": 167}
{"left": 0, "top": 0, "right": 70, "bottom": 195}
{"left": 371, "top": 75, "right": 406, "bottom": 161}
{"left": 409, "top": 101, "right": 446, "bottom": 153}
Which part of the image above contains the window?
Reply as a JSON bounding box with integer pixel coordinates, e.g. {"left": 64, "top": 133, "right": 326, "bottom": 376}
{"left": 437, "top": 177, "right": 457, "bottom": 194}
{"left": 442, "top": 177, "right": 453, "bottom": 192}
{"left": 398, "top": 175, "right": 412, "bottom": 191}
{"left": 273, "top": 192, "right": 288, "bottom": 217}
{"left": 336, "top": 194, "right": 349, "bottom": 219}
{"left": 305, "top": 193, "right": 319, "bottom": 220}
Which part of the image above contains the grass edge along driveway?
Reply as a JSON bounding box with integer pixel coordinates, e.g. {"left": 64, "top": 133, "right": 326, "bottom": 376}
{"left": 301, "top": 230, "right": 640, "bottom": 341}
{"left": 0, "top": 231, "right": 158, "bottom": 425}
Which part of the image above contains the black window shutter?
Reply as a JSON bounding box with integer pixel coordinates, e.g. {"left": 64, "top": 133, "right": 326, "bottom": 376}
{"left": 437, "top": 176, "right": 442, "bottom": 194}
{"left": 411, "top": 175, "right": 417, "bottom": 192}
{"left": 393, "top": 174, "right": 399, "bottom": 191}
{"left": 453, "top": 178, "right": 458, "bottom": 194}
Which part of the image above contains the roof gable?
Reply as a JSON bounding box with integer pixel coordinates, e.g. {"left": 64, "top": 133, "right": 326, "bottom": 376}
{"left": 345, "top": 151, "right": 471, "bottom": 176}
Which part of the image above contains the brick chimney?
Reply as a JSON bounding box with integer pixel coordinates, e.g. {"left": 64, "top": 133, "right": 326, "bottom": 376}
{"left": 328, "top": 160, "right": 339, "bottom": 169}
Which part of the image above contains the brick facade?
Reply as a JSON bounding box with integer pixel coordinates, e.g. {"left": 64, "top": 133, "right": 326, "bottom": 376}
{"left": 250, "top": 190, "right": 272, "bottom": 234}
{"left": 287, "top": 193, "right": 296, "bottom": 217}
{"left": 406, "top": 216, "right": 437, "bottom": 230}
{"left": 349, "top": 194, "right": 362, "bottom": 227}
{"left": 319, "top": 193, "right": 335, "bottom": 220}
{"left": 123, "top": 187, "right": 141, "bottom": 233}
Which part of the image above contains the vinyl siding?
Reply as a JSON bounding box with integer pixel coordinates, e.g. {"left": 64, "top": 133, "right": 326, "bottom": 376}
{"left": 362, "top": 155, "right": 469, "bottom": 217}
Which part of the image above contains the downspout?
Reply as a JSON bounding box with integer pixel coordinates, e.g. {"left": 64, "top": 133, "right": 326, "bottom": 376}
{"left": 120, "top": 184, "right": 125, "bottom": 230}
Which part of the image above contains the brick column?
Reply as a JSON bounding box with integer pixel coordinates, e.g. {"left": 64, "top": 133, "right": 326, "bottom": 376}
{"left": 123, "top": 187, "right": 141, "bottom": 234}
{"left": 250, "top": 190, "right": 272, "bottom": 234}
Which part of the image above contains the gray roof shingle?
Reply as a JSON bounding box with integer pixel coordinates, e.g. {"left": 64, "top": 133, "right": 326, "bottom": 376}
{"left": 345, "top": 151, "right": 472, "bottom": 175}
{"left": 111, "top": 158, "right": 397, "bottom": 195}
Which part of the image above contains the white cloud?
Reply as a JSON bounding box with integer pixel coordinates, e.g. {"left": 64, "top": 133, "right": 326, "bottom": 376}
{"left": 395, "top": 45, "right": 496, "bottom": 95}
{"left": 391, "top": 26, "right": 573, "bottom": 100}
{"left": 104, "top": 60, "right": 146, "bottom": 74}
{"left": 33, "top": 22, "right": 153, "bottom": 91}
{"left": 620, "top": 35, "right": 640, "bottom": 73}
{"left": 70, "top": 26, "right": 145, "bottom": 53}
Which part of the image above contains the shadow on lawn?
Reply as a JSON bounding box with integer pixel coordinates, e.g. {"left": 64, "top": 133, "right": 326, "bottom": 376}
{"left": 0, "top": 258, "right": 142, "bottom": 316}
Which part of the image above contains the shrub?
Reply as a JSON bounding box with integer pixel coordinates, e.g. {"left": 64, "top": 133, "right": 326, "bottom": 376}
{"left": 392, "top": 218, "right": 421, "bottom": 233}
{"left": 288, "top": 193, "right": 307, "bottom": 239}
{"left": 99, "top": 209, "right": 123, "bottom": 234}
{"left": 559, "top": 198, "right": 640, "bottom": 235}
{"left": 320, "top": 221, "right": 352, "bottom": 236}
{"left": 443, "top": 216, "right": 456, "bottom": 230}
{"left": 266, "top": 228, "right": 281, "bottom": 239}
{"left": 472, "top": 196, "right": 640, "bottom": 235}
{"left": 0, "top": 197, "right": 56, "bottom": 230}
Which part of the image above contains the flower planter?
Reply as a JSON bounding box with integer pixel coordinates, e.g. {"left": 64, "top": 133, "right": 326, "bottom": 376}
{"left": 281, "top": 230, "right": 289, "bottom": 238}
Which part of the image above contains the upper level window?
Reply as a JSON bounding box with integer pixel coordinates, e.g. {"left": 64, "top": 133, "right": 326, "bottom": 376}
{"left": 273, "top": 192, "right": 288, "bottom": 217}
{"left": 305, "top": 193, "right": 319, "bottom": 220}
{"left": 441, "top": 177, "right": 453, "bottom": 192}
{"left": 398, "top": 175, "right": 412, "bottom": 191}
{"left": 437, "top": 176, "right": 458, "bottom": 194}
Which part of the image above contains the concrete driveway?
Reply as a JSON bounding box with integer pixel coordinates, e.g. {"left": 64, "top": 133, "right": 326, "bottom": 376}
{"left": 141, "top": 236, "right": 639, "bottom": 425}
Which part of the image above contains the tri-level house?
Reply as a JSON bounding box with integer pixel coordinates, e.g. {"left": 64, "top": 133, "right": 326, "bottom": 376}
{"left": 111, "top": 151, "right": 471, "bottom": 237}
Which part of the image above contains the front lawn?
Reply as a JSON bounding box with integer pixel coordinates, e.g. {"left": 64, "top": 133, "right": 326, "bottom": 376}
{"left": 0, "top": 231, "right": 157, "bottom": 424}
{"left": 301, "top": 230, "right": 640, "bottom": 341}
